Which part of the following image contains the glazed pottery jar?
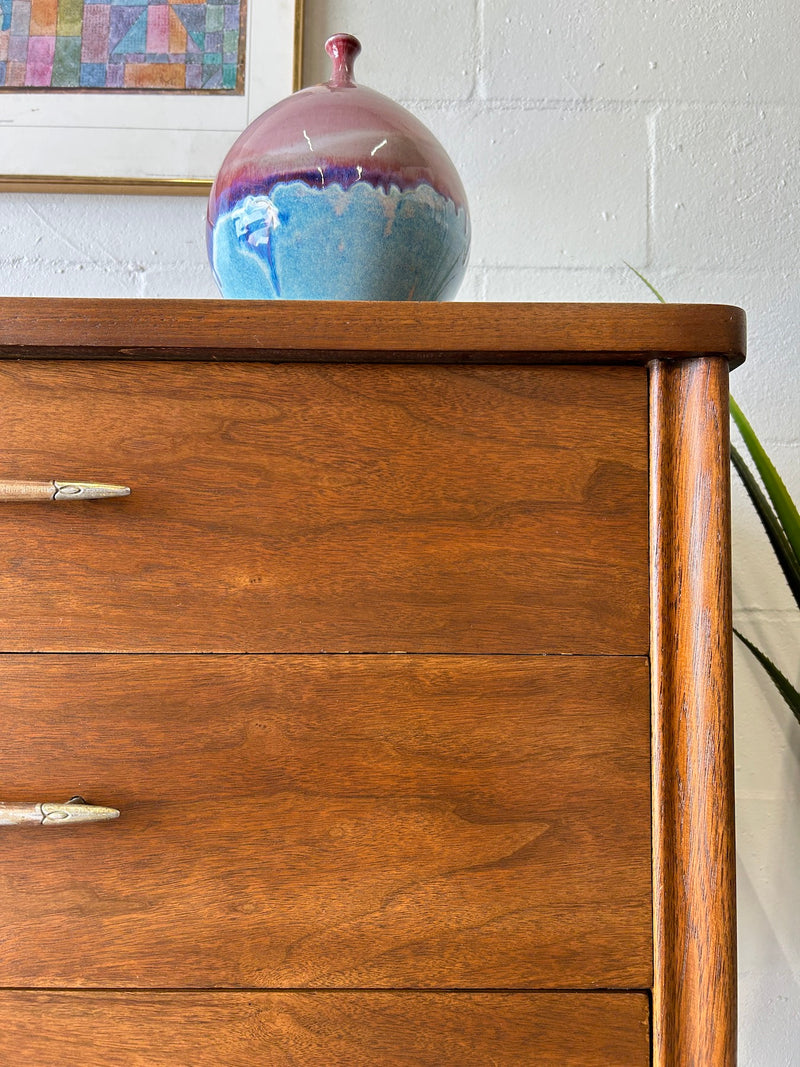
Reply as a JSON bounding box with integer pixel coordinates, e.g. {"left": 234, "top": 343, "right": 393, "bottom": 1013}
{"left": 207, "top": 34, "right": 470, "bottom": 301}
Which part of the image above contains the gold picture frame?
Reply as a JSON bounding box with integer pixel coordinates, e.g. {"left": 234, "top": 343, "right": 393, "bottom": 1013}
{"left": 0, "top": 0, "right": 304, "bottom": 195}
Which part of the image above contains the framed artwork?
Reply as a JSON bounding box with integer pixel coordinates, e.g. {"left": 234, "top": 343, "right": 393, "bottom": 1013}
{"left": 0, "top": 0, "right": 301, "bottom": 193}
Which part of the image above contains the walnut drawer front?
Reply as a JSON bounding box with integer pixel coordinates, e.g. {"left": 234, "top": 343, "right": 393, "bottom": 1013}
{"left": 0, "top": 992, "right": 650, "bottom": 1066}
{"left": 0, "top": 361, "right": 648, "bottom": 654}
{"left": 0, "top": 654, "right": 652, "bottom": 989}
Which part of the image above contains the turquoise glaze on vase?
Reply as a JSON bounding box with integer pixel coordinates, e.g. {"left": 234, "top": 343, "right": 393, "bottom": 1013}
{"left": 207, "top": 34, "right": 470, "bottom": 301}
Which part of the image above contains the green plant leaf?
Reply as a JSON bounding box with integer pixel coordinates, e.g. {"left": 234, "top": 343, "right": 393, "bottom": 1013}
{"left": 734, "top": 628, "right": 800, "bottom": 726}
{"left": 730, "top": 395, "right": 800, "bottom": 568}
{"left": 622, "top": 265, "right": 800, "bottom": 722}
{"left": 731, "top": 445, "right": 800, "bottom": 610}
{"left": 624, "top": 262, "right": 667, "bottom": 303}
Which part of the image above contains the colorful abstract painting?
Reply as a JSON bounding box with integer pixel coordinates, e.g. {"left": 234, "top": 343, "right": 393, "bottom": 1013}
{"left": 0, "top": 0, "right": 246, "bottom": 91}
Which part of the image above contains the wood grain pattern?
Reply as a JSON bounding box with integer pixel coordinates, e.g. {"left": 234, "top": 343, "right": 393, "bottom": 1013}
{"left": 0, "top": 298, "right": 746, "bottom": 365}
{"left": 0, "top": 654, "right": 652, "bottom": 989}
{"left": 0, "top": 303, "right": 745, "bottom": 1063}
{"left": 0, "top": 361, "right": 649, "bottom": 654}
{"left": 0, "top": 991, "right": 651, "bottom": 1066}
{"left": 650, "top": 357, "right": 737, "bottom": 1066}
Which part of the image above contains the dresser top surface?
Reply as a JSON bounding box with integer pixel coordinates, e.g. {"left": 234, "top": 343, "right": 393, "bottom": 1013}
{"left": 0, "top": 299, "right": 745, "bottom": 366}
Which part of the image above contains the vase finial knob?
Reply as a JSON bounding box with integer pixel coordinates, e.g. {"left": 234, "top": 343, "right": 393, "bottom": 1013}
{"left": 325, "top": 33, "right": 361, "bottom": 86}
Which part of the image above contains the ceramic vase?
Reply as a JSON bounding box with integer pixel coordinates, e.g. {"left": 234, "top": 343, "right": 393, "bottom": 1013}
{"left": 207, "top": 34, "right": 470, "bottom": 301}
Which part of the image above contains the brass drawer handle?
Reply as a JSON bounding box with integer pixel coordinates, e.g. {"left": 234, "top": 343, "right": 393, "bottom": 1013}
{"left": 0, "top": 480, "right": 130, "bottom": 501}
{"left": 0, "top": 796, "right": 120, "bottom": 826}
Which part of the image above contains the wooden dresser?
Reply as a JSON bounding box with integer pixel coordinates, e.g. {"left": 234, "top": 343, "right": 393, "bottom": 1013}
{"left": 0, "top": 300, "right": 744, "bottom": 1066}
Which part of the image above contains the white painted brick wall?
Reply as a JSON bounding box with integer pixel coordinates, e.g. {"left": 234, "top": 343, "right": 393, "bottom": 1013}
{"left": 0, "top": 0, "right": 797, "bottom": 1057}
{"left": 483, "top": 0, "right": 799, "bottom": 104}
{"left": 421, "top": 107, "right": 649, "bottom": 268}
{"left": 653, "top": 105, "right": 800, "bottom": 272}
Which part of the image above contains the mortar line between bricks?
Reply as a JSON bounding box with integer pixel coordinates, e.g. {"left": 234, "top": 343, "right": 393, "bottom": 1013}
{"left": 475, "top": 0, "right": 486, "bottom": 102}
{"left": 646, "top": 108, "right": 660, "bottom": 266}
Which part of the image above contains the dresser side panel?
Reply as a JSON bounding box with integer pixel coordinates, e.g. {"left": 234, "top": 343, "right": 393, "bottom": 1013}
{"left": 650, "top": 357, "right": 737, "bottom": 1066}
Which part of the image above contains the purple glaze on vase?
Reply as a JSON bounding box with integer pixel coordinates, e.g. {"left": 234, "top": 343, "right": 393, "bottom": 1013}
{"left": 207, "top": 34, "right": 470, "bottom": 301}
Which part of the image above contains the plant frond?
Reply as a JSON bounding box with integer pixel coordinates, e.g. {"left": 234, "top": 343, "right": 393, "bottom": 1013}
{"left": 623, "top": 262, "right": 667, "bottom": 303}
{"left": 730, "top": 396, "right": 800, "bottom": 569}
{"left": 731, "top": 445, "right": 800, "bottom": 609}
{"left": 734, "top": 628, "right": 800, "bottom": 727}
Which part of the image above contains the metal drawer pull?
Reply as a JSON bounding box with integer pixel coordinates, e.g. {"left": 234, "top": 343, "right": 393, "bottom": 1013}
{"left": 0, "top": 796, "right": 120, "bottom": 826}
{"left": 0, "top": 480, "right": 130, "bottom": 501}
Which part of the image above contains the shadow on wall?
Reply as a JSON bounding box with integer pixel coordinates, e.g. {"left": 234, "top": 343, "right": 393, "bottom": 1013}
{"left": 734, "top": 595, "right": 800, "bottom": 1062}
{"left": 737, "top": 856, "right": 800, "bottom": 1063}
